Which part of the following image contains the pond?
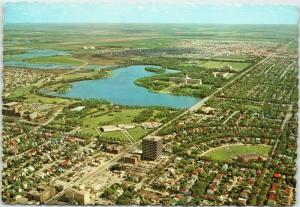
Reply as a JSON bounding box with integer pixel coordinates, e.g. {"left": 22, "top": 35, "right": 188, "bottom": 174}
{"left": 56, "top": 65, "right": 200, "bottom": 109}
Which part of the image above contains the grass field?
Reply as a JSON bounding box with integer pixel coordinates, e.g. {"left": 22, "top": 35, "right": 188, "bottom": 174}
{"left": 78, "top": 128, "right": 99, "bottom": 137}
{"left": 202, "top": 144, "right": 272, "bottom": 161}
{"left": 200, "top": 61, "right": 251, "bottom": 71}
{"left": 24, "top": 94, "right": 72, "bottom": 104}
{"left": 127, "top": 126, "right": 151, "bottom": 140}
{"left": 81, "top": 108, "right": 144, "bottom": 127}
{"left": 7, "top": 85, "right": 33, "bottom": 99}
{"left": 212, "top": 55, "right": 250, "bottom": 62}
{"left": 100, "top": 131, "right": 127, "bottom": 141}
{"left": 26, "top": 55, "right": 83, "bottom": 65}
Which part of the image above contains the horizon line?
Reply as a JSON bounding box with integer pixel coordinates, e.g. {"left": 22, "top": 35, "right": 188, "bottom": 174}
{"left": 4, "top": 22, "right": 298, "bottom": 25}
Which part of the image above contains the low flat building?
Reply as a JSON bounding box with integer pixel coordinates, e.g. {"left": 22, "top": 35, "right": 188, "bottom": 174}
{"left": 118, "top": 124, "right": 136, "bottom": 129}
{"left": 123, "top": 154, "right": 141, "bottom": 164}
{"left": 3, "top": 102, "right": 19, "bottom": 110}
{"left": 27, "top": 186, "right": 56, "bottom": 203}
{"left": 65, "top": 188, "right": 90, "bottom": 205}
{"left": 140, "top": 122, "right": 162, "bottom": 129}
{"left": 106, "top": 145, "right": 124, "bottom": 154}
{"left": 53, "top": 180, "right": 69, "bottom": 191}
{"left": 100, "top": 125, "right": 121, "bottom": 132}
{"left": 70, "top": 106, "right": 85, "bottom": 111}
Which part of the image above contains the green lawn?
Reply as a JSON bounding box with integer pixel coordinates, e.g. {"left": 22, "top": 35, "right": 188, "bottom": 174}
{"left": 24, "top": 94, "right": 72, "bottom": 104}
{"left": 212, "top": 55, "right": 250, "bottom": 62}
{"left": 78, "top": 128, "right": 99, "bottom": 137}
{"left": 127, "top": 126, "right": 151, "bottom": 140}
{"left": 100, "top": 131, "right": 127, "bottom": 141}
{"left": 7, "top": 85, "right": 33, "bottom": 99}
{"left": 200, "top": 61, "right": 251, "bottom": 71}
{"left": 203, "top": 144, "right": 272, "bottom": 161}
{"left": 81, "top": 108, "right": 144, "bottom": 127}
{"left": 26, "top": 55, "right": 83, "bottom": 65}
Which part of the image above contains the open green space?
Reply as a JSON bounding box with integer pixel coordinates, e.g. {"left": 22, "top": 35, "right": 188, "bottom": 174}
{"left": 127, "top": 126, "right": 151, "bottom": 140}
{"left": 200, "top": 61, "right": 251, "bottom": 71}
{"left": 202, "top": 144, "right": 272, "bottom": 161}
{"left": 81, "top": 108, "right": 144, "bottom": 127}
{"left": 78, "top": 128, "right": 99, "bottom": 137}
{"left": 26, "top": 55, "right": 83, "bottom": 65}
{"left": 24, "top": 94, "right": 72, "bottom": 104}
{"left": 100, "top": 131, "right": 127, "bottom": 142}
{"left": 7, "top": 85, "right": 33, "bottom": 99}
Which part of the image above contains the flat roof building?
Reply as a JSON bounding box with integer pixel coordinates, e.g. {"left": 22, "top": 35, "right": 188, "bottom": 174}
{"left": 142, "top": 136, "right": 163, "bottom": 161}
{"left": 27, "top": 186, "right": 56, "bottom": 203}
{"left": 65, "top": 188, "right": 90, "bottom": 205}
{"left": 100, "top": 125, "right": 121, "bottom": 132}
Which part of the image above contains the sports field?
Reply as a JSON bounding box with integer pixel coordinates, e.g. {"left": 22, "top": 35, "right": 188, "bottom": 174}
{"left": 201, "top": 144, "right": 272, "bottom": 161}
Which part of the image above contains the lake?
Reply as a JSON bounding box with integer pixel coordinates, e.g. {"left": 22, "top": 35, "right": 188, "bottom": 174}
{"left": 57, "top": 65, "right": 200, "bottom": 109}
{"left": 4, "top": 49, "right": 77, "bottom": 69}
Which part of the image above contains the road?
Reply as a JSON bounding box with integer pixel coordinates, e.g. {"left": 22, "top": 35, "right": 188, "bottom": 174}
{"left": 64, "top": 62, "right": 88, "bottom": 75}
{"left": 280, "top": 61, "right": 295, "bottom": 80}
{"left": 223, "top": 111, "right": 239, "bottom": 125}
{"left": 271, "top": 104, "right": 293, "bottom": 156}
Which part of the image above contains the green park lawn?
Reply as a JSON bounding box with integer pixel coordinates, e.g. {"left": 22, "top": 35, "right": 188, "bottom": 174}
{"left": 26, "top": 55, "right": 83, "bottom": 65}
{"left": 127, "top": 126, "right": 151, "bottom": 141}
{"left": 78, "top": 128, "right": 99, "bottom": 137}
{"left": 200, "top": 61, "right": 251, "bottom": 71}
{"left": 100, "top": 131, "right": 127, "bottom": 142}
{"left": 7, "top": 85, "right": 33, "bottom": 99}
{"left": 24, "top": 94, "right": 72, "bottom": 104}
{"left": 81, "top": 108, "right": 144, "bottom": 127}
{"left": 202, "top": 144, "right": 272, "bottom": 161}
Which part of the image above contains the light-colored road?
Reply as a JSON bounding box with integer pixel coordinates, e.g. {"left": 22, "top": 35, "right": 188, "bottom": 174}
{"left": 120, "top": 129, "right": 135, "bottom": 143}
{"left": 64, "top": 62, "right": 88, "bottom": 75}
{"left": 280, "top": 61, "right": 295, "bottom": 80}
{"left": 271, "top": 104, "right": 293, "bottom": 156}
{"left": 223, "top": 111, "right": 239, "bottom": 125}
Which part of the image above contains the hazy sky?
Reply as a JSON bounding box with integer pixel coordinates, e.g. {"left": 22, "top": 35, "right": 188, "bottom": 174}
{"left": 4, "top": 1, "right": 298, "bottom": 24}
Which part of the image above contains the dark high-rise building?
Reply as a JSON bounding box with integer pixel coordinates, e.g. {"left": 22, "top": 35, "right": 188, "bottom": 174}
{"left": 142, "top": 136, "right": 163, "bottom": 160}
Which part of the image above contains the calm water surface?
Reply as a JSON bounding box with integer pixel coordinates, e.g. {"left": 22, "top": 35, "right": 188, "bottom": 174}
{"left": 58, "top": 65, "right": 200, "bottom": 109}
{"left": 4, "top": 49, "right": 76, "bottom": 69}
